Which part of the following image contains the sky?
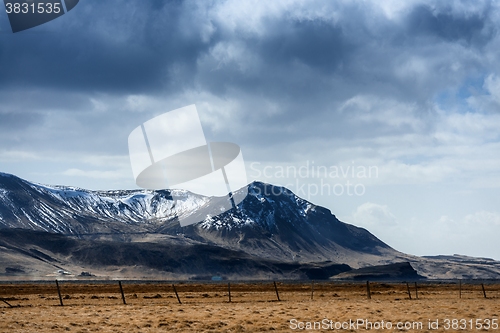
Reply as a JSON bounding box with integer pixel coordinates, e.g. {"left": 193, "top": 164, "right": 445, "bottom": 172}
{"left": 1, "top": 0, "right": 500, "bottom": 259}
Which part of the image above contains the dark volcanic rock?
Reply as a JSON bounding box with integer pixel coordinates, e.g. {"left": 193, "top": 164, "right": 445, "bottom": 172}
{"left": 331, "top": 262, "right": 425, "bottom": 280}
{"left": 0, "top": 228, "right": 351, "bottom": 279}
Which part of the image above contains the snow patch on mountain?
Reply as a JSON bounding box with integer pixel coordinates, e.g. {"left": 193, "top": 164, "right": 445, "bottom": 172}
{"left": 196, "top": 182, "right": 317, "bottom": 232}
{"left": 0, "top": 173, "right": 211, "bottom": 233}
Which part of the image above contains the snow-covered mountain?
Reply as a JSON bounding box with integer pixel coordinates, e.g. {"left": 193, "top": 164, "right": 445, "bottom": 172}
{"left": 0, "top": 172, "right": 208, "bottom": 234}
{"left": 1, "top": 172, "right": 500, "bottom": 279}
{"left": 0, "top": 172, "right": 397, "bottom": 266}
{"left": 157, "top": 183, "right": 399, "bottom": 265}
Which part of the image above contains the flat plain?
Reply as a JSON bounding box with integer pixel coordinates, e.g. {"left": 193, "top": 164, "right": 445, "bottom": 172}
{"left": 0, "top": 281, "right": 499, "bottom": 332}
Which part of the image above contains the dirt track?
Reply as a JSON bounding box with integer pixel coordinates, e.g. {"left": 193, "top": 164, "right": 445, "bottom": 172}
{"left": 1, "top": 281, "right": 499, "bottom": 332}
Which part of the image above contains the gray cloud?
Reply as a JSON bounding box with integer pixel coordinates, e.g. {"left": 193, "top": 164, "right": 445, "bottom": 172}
{"left": 0, "top": 111, "right": 42, "bottom": 130}
{"left": 406, "top": 4, "right": 492, "bottom": 46}
{"left": 257, "top": 19, "right": 349, "bottom": 73}
{"left": 2, "top": 0, "right": 496, "bottom": 108}
{"left": 2, "top": 0, "right": 498, "bottom": 161}
{"left": 0, "top": 0, "right": 213, "bottom": 94}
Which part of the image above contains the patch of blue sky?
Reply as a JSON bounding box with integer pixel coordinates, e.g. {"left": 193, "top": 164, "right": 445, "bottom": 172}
{"left": 434, "top": 74, "right": 489, "bottom": 114}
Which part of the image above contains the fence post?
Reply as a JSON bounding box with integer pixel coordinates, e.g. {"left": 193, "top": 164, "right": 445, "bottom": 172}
{"left": 481, "top": 283, "right": 487, "bottom": 299}
{"left": 273, "top": 281, "right": 281, "bottom": 301}
{"left": 0, "top": 298, "right": 13, "bottom": 308}
{"left": 366, "top": 281, "right": 371, "bottom": 299}
{"left": 459, "top": 280, "right": 462, "bottom": 299}
{"left": 311, "top": 281, "right": 314, "bottom": 301}
{"left": 55, "top": 280, "right": 63, "bottom": 306}
{"left": 414, "top": 282, "right": 418, "bottom": 299}
{"left": 406, "top": 282, "right": 412, "bottom": 300}
{"left": 172, "top": 284, "right": 182, "bottom": 304}
{"left": 228, "top": 282, "right": 231, "bottom": 303}
{"left": 119, "top": 281, "right": 126, "bottom": 305}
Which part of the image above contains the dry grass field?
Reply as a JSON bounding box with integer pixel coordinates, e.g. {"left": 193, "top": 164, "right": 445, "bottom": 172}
{"left": 0, "top": 281, "right": 499, "bottom": 332}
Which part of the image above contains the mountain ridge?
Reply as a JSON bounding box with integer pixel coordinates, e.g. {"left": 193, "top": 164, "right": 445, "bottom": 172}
{"left": 0, "top": 172, "right": 400, "bottom": 266}
{"left": 1, "top": 172, "right": 500, "bottom": 280}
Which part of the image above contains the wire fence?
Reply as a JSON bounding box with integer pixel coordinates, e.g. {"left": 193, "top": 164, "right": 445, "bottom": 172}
{"left": 0, "top": 280, "right": 499, "bottom": 308}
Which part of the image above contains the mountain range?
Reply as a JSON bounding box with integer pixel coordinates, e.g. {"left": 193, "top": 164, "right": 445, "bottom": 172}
{"left": 1, "top": 172, "right": 499, "bottom": 280}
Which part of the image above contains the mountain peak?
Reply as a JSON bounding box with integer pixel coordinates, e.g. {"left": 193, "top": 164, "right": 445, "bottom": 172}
{"left": 0, "top": 172, "right": 14, "bottom": 178}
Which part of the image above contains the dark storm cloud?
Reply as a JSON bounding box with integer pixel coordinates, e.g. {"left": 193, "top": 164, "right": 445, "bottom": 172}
{"left": 407, "top": 5, "right": 492, "bottom": 46}
{"left": 189, "top": 1, "right": 496, "bottom": 151}
{"left": 1, "top": 1, "right": 496, "bottom": 104}
{"left": 1, "top": 0, "right": 499, "bottom": 155}
{"left": 194, "top": 2, "right": 496, "bottom": 112}
{"left": 0, "top": 0, "right": 215, "bottom": 94}
{"left": 259, "top": 19, "right": 349, "bottom": 72}
{"left": 196, "top": 16, "right": 355, "bottom": 102}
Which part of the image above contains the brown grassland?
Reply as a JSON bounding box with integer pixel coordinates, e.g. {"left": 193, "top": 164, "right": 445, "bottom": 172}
{"left": 0, "top": 281, "right": 499, "bottom": 332}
